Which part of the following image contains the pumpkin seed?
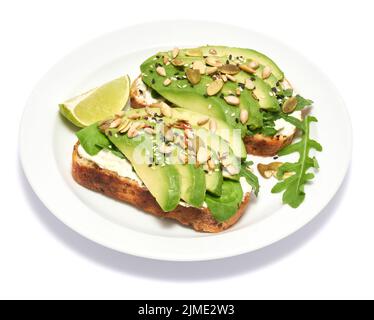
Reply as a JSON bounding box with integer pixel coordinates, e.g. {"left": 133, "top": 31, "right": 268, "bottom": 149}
{"left": 171, "top": 58, "right": 185, "bottom": 66}
{"left": 282, "top": 96, "right": 298, "bottom": 113}
{"left": 206, "top": 66, "right": 218, "bottom": 75}
{"left": 185, "top": 48, "right": 203, "bottom": 57}
{"left": 224, "top": 95, "right": 240, "bottom": 106}
{"left": 186, "top": 68, "right": 201, "bottom": 85}
{"left": 257, "top": 162, "right": 283, "bottom": 179}
{"left": 172, "top": 47, "right": 180, "bottom": 59}
{"left": 156, "top": 66, "right": 166, "bottom": 77}
{"left": 218, "top": 64, "right": 240, "bottom": 75}
{"left": 192, "top": 60, "right": 206, "bottom": 74}
{"left": 206, "top": 79, "right": 224, "bottom": 96}
{"left": 205, "top": 56, "right": 223, "bottom": 67}
{"left": 240, "top": 109, "right": 249, "bottom": 124}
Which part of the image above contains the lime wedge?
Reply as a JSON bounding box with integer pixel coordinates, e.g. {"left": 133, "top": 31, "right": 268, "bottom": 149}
{"left": 59, "top": 75, "right": 130, "bottom": 127}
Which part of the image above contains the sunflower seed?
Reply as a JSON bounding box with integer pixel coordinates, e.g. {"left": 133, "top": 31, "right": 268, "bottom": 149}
{"left": 240, "top": 109, "right": 249, "bottom": 124}
{"left": 209, "top": 119, "right": 217, "bottom": 133}
{"left": 205, "top": 56, "right": 223, "bottom": 67}
{"left": 197, "top": 116, "right": 210, "bottom": 126}
{"left": 262, "top": 66, "right": 272, "bottom": 79}
{"left": 128, "top": 113, "right": 141, "bottom": 120}
{"left": 224, "top": 95, "right": 240, "bottom": 106}
{"left": 245, "top": 78, "right": 256, "bottom": 90}
{"left": 109, "top": 118, "right": 122, "bottom": 128}
{"left": 163, "top": 78, "right": 172, "bottom": 86}
{"left": 156, "top": 66, "right": 166, "bottom": 77}
{"left": 239, "top": 64, "right": 256, "bottom": 74}
{"left": 185, "top": 48, "right": 202, "bottom": 57}
{"left": 226, "top": 74, "right": 237, "bottom": 82}
{"left": 226, "top": 165, "right": 240, "bottom": 176}
{"left": 197, "top": 147, "right": 210, "bottom": 163}
{"left": 144, "top": 127, "right": 156, "bottom": 135}
{"left": 248, "top": 61, "right": 259, "bottom": 69}
{"left": 160, "top": 102, "right": 172, "bottom": 117}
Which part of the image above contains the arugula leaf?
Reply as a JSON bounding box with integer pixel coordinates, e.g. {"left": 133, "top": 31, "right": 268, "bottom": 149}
{"left": 279, "top": 113, "right": 305, "bottom": 132}
{"left": 205, "top": 180, "right": 243, "bottom": 222}
{"left": 240, "top": 163, "right": 260, "bottom": 197}
{"left": 295, "top": 95, "right": 313, "bottom": 111}
{"left": 76, "top": 123, "right": 125, "bottom": 158}
{"left": 271, "top": 116, "right": 322, "bottom": 208}
{"left": 76, "top": 123, "right": 111, "bottom": 155}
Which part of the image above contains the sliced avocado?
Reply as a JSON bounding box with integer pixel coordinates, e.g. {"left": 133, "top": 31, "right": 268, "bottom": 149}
{"left": 205, "top": 170, "right": 223, "bottom": 196}
{"left": 199, "top": 45, "right": 284, "bottom": 82}
{"left": 106, "top": 131, "right": 181, "bottom": 212}
{"left": 175, "top": 164, "right": 206, "bottom": 208}
{"left": 140, "top": 55, "right": 243, "bottom": 130}
{"left": 125, "top": 107, "right": 246, "bottom": 159}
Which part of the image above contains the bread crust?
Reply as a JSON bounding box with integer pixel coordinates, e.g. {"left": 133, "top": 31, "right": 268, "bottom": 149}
{"left": 129, "top": 77, "right": 294, "bottom": 157}
{"left": 72, "top": 143, "right": 250, "bottom": 233}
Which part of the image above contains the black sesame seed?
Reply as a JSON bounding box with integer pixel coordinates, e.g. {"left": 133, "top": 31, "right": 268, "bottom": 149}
{"left": 235, "top": 118, "right": 239, "bottom": 123}
{"left": 203, "top": 94, "right": 209, "bottom": 98}
{"left": 273, "top": 156, "right": 279, "bottom": 160}
{"left": 220, "top": 93, "right": 224, "bottom": 99}
{"left": 238, "top": 83, "right": 245, "bottom": 89}
{"left": 149, "top": 70, "right": 154, "bottom": 73}
{"left": 271, "top": 87, "right": 277, "bottom": 93}
{"left": 229, "top": 54, "right": 232, "bottom": 60}
{"left": 251, "top": 77, "right": 256, "bottom": 81}
{"left": 156, "top": 55, "right": 160, "bottom": 59}
{"left": 226, "top": 60, "right": 229, "bottom": 64}
{"left": 152, "top": 79, "right": 156, "bottom": 84}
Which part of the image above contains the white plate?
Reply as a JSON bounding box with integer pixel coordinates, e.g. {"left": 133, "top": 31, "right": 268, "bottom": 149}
{"left": 19, "top": 21, "right": 352, "bottom": 261}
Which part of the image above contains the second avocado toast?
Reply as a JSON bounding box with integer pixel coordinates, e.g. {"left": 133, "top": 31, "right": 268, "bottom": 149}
{"left": 62, "top": 45, "right": 322, "bottom": 232}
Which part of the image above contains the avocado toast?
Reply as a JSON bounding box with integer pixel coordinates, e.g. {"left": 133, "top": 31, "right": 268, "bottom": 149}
{"left": 72, "top": 106, "right": 258, "bottom": 232}
{"left": 60, "top": 44, "right": 321, "bottom": 233}
{"left": 131, "top": 45, "right": 309, "bottom": 156}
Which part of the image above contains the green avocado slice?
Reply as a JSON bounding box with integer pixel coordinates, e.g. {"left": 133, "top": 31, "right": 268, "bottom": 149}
{"left": 199, "top": 45, "right": 284, "bottom": 82}
{"left": 205, "top": 170, "right": 223, "bottom": 196}
{"left": 106, "top": 130, "right": 181, "bottom": 212}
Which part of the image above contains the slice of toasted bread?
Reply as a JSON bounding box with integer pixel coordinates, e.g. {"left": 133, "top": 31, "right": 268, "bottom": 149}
{"left": 72, "top": 143, "right": 250, "bottom": 233}
{"left": 129, "top": 77, "right": 295, "bottom": 157}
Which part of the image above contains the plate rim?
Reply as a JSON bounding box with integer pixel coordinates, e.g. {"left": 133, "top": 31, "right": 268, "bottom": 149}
{"left": 19, "top": 20, "right": 353, "bottom": 261}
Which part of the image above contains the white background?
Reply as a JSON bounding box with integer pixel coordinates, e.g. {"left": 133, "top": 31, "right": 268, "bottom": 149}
{"left": 0, "top": 0, "right": 372, "bottom": 300}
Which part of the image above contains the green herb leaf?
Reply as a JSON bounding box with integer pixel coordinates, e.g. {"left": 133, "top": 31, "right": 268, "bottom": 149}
{"left": 76, "top": 123, "right": 111, "bottom": 155}
{"left": 76, "top": 123, "right": 125, "bottom": 158}
{"left": 240, "top": 164, "right": 260, "bottom": 197}
{"left": 205, "top": 180, "right": 243, "bottom": 222}
{"left": 271, "top": 116, "right": 322, "bottom": 208}
{"left": 279, "top": 113, "right": 305, "bottom": 132}
{"left": 295, "top": 95, "right": 313, "bottom": 111}
{"left": 283, "top": 89, "right": 294, "bottom": 97}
